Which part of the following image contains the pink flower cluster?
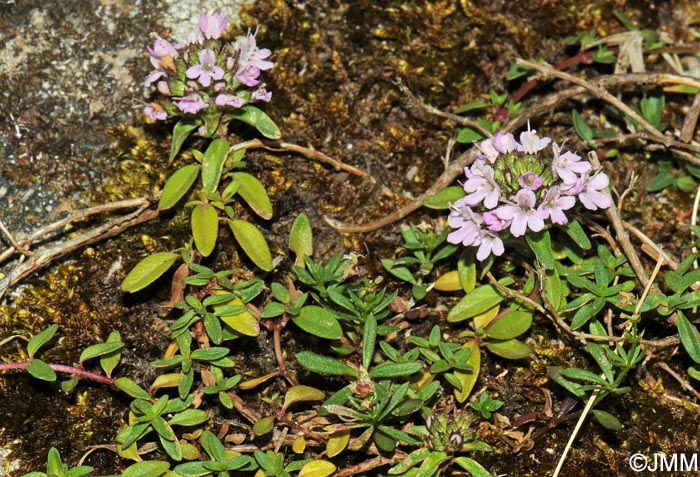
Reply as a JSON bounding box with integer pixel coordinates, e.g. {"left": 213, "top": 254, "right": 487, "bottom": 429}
{"left": 143, "top": 13, "right": 273, "bottom": 121}
{"left": 447, "top": 126, "right": 611, "bottom": 261}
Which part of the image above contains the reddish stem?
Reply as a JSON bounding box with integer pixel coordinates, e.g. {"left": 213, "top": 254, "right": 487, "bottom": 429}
{"left": 0, "top": 361, "right": 114, "bottom": 385}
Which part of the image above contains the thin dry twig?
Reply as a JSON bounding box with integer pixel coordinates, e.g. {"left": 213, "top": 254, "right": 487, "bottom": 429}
{"left": 657, "top": 362, "right": 700, "bottom": 401}
{"left": 588, "top": 151, "right": 649, "bottom": 287}
{"left": 0, "top": 201, "right": 159, "bottom": 298}
{"left": 681, "top": 92, "right": 700, "bottom": 143}
{"left": 231, "top": 139, "right": 371, "bottom": 178}
{"left": 0, "top": 197, "right": 153, "bottom": 266}
{"left": 0, "top": 219, "right": 33, "bottom": 256}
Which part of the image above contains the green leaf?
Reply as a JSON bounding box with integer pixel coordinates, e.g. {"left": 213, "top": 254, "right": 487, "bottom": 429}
{"left": 647, "top": 171, "right": 675, "bottom": 192}
{"left": 570, "top": 297, "right": 606, "bottom": 330}
{"left": 121, "top": 252, "right": 179, "bottom": 293}
{"left": 159, "top": 164, "right": 200, "bottom": 210}
{"left": 298, "top": 460, "right": 336, "bottom": 477}
{"left": 191, "top": 204, "right": 219, "bottom": 257}
{"left": 454, "top": 101, "right": 491, "bottom": 114}
{"left": 79, "top": 341, "right": 124, "bottom": 365}
{"left": 201, "top": 139, "right": 229, "bottom": 193}
{"left": 169, "top": 117, "right": 201, "bottom": 162}
{"left": 229, "top": 219, "right": 273, "bottom": 271}
{"left": 506, "top": 63, "right": 532, "bottom": 81}
{"left": 27, "top": 324, "right": 58, "bottom": 359}
{"left": 484, "top": 339, "right": 531, "bottom": 359}
{"left": 561, "top": 219, "right": 592, "bottom": 250}
{"left": 253, "top": 416, "right": 275, "bottom": 436}
{"left": 122, "top": 460, "right": 170, "bottom": 477}
{"left": 457, "top": 249, "right": 477, "bottom": 293}
{"left": 453, "top": 340, "right": 480, "bottom": 403}
{"left": 215, "top": 296, "right": 259, "bottom": 336}
{"left": 368, "top": 361, "right": 422, "bottom": 379}
{"left": 591, "top": 409, "right": 623, "bottom": 430}
{"left": 296, "top": 352, "right": 358, "bottom": 377}
{"left": 100, "top": 331, "right": 122, "bottom": 377}
{"left": 231, "top": 172, "right": 273, "bottom": 220}
{"left": 423, "top": 186, "right": 466, "bottom": 210}
{"left": 289, "top": 213, "right": 313, "bottom": 266}
{"left": 168, "top": 409, "right": 209, "bottom": 427}
{"left": 283, "top": 385, "right": 326, "bottom": 410}
{"left": 456, "top": 127, "right": 484, "bottom": 144}
{"left": 525, "top": 230, "right": 555, "bottom": 269}
{"left": 447, "top": 284, "right": 505, "bottom": 322}
{"left": 678, "top": 311, "right": 700, "bottom": 364}
{"left": 388, "top": 448, "right": 431, "bottom": 474}
{"left": 230, "top": 105, "right": 282, "bottom": 139}
{"left": 114, "top": 377, "right": 152, "bottom": 400}
{"left": 382, "top": 259, "right": 416, "bottom": 284}
{"left": 362, "top": 315, "right": 377, "bottom": 370}
{"left": 559, "top": 367, "right": 607, "bottom": 385}
{"left": 26, "top": 359, "right": 56, "bottom": 382}
{"left": 486, "top": 310, "right": 532, "bottom": 340}
{"left": 572, "top": 109, "right": 594, "bottom": 142}
{"left": 454, "top": 457, "right": 495, "bottom": 477}
{"left": 293, "top": 306, "right": 343, "bottom": 339}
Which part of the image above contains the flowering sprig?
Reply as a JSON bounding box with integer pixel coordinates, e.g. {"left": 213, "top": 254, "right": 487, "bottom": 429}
{"left": 447, "top": 125, "right": 611, "bottom": 261}
{"left": 143, "top": 13, "right": 280, "bottom": 146}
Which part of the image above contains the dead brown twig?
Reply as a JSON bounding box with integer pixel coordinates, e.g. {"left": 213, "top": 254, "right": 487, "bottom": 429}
{"left": 0, "top": 198, "right": 159, "bottom": 298}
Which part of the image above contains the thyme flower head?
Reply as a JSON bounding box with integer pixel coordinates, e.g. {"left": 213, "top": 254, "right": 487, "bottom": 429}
{"left": 447, "top": 125, "right": 612, "bottom": 260}
{"left": 143, "top": 13, "right": 273, "bottom": 126}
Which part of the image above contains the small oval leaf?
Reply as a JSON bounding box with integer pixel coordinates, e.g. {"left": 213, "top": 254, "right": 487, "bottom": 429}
{"left": 485, "top": 310, "right": 533, "bottom": 340}
{"left": 298, "top": 460, "right": 337, "bottom": 477}
{"left": 295, "top": 352, "right": 358, "bottom": 377}
{"left": 326, "top": 429, "right": 351, "bottom": 458}
{"left": 114, "top": 377, "right": 152, "bottom": 400}
{"left": 122, "top": 460, "right": 170, "bottom": 477}
{"left": 293, "top": 306, "right": 343, "bottom": 340}
{"left": 231, "top": 172, "right": 273, "bottom": 220}
{"left": 121, "top": 252, "right": 179, "bottom": 293}
{"left": 283, "top": 385, "right": 325, "bottom": 410}
{"left": 485, "top": 339, "right": 532, "bottom": 359}
{"left": 447, "top": 284, "right": 505, "bottom": 322}
{"left": 215, "top": 296, "right": 259, "bottom": 336}
{"left": 231, "top": 105, "right": 282, "bottom": 139}
{"left": 299, "top": 460, "right": 336, "bottom": 477}
{"left": 289, "top": 213, "right": 313, "bottom": 266}
{"left": 27, "top": 359, "right": 57, "bottom": 382}
{"left": 434, "top": 270, "right": 462, "bottom": 291}
{"left": 159, "top": 164, "right": 200, "bottom": 210}
{"left": 27, "top": 324, "right": 59, "bottom": 359}
{"left": 453, "top": 340, "right": 480, "bottom": 403}
{"left": 229, "top": 219, "right": 273, "bottom": 271}
{"left": 423, "top": 186, "right": 466, "bottom": 210}
{"left": 191, "top": 204, "right": 219, "bottom": 257}
{"left": 79, "top": 341, "right": 124, "bottom": 365}
{"left": 201, "top": 139, "right": 229, "bottom": 193}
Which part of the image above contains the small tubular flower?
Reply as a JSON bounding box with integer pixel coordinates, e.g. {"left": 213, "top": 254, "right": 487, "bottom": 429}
{"left": 174, "top": 94, "right": 208, "bottom": 114}
{"left": 577, "top": 172, "right": 611, "bottom": 210}
{"left": 495, "top": 189, "right": 546, "bottom": 237}
{"left": 186, "top": 49, "right": 225, "bottom": 87}
{"left": 552, "top": 142, "right": 591, "bottom": 184}
{"left": 463, "top": 162, "right": 501, "bottom": 209}
{"left": 517, "top": 123, "right": 551, "bottom": 154}
{"left": 199, "top": 12, "right": 228, "bottom": 40}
